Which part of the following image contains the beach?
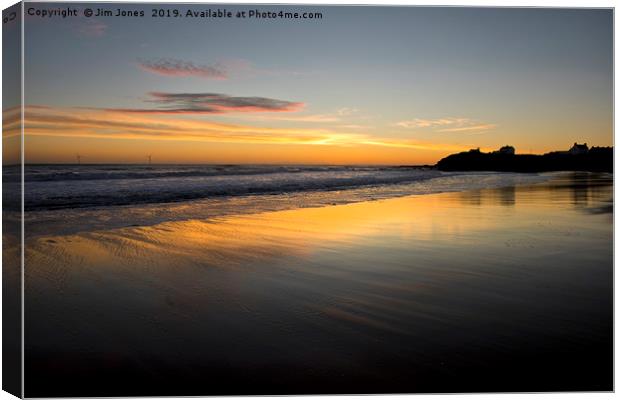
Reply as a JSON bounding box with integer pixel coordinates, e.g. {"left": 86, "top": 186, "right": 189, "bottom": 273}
{"left": 21, "top": 171, "right": 612, "bottom": 396}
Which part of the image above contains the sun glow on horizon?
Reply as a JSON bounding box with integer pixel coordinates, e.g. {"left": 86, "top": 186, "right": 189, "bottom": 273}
{"left": 3, "top": 101, "right": 611, "bottom": 166}
{"left": 2, "top": 105, "right": 505, "bottom": 165}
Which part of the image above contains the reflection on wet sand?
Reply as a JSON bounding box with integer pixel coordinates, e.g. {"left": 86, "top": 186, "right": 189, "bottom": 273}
{"left": 458, "top": 172, "right": 612, "bottom": 213}
{"left": 457, "top": 185, "right": 515, "bottom": 207}
{"left": 544, "top": 172, "right": 613, "bottom": 211}
{"left": 24, "top": 173, "right": 613, "bottom": 396}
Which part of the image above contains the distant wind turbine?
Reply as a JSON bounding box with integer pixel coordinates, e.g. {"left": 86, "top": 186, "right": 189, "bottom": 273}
{"left": 76, "top": 153, "right": 83, "bottom": 165}
{"left": 147, "top": 154, "right": 152, "bottom": 165}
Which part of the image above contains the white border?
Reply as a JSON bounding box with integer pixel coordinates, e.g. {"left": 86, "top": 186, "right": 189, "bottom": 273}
{"left": 0, "top": 1, "right": 616, "bottom": 400}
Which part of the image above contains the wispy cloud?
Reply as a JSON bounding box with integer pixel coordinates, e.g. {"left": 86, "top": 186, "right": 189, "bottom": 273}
{"left": 395, "top": 117, "right": 496, "bottom": 134}
{"left": 22, "top": 105, "right": 350, "bottom": 145}
{"left": 107, "top": 92, "right": 305, "bottom": 114}
{"left": 336, "top": 107, "right": 359, "bottom": 116}
{"left": 395, "top": 118, "right": 469, "bottom": 129}
{"left": 2, "top": 107, "right": 22, "bottom": 138}
{"left": 438, "top": 124, "right": 497, "bottom": 133}
{"left": 137, "top": 58, "right": 227, "bottom": 79}
{"left": 17, "top": 105, "right": 478, "bottom": 154}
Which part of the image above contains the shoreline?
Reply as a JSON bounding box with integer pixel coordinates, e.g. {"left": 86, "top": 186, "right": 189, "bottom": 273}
{"left": 25, "top": 171, "right": 613, "bottom": 246}
{"left": 15, "top": 170, "right": 577, "bottom": 240}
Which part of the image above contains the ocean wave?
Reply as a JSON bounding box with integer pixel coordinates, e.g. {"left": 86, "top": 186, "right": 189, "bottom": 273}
{"left": 6, "top": 164, "right": 424, "bottom": 182}
{"left": 11, "top": 171, "right": 557, "bottom": 240}
{"left": 1, "top": 165, "right": 551, "bottom": 211}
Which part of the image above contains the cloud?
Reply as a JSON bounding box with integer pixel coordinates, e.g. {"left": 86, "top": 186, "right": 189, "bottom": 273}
{"left": 394, "top": 117, "right": 496, "bottom": 134}
{"left": 2, "top": 107, "right": 21, "bottom": 138}
{"left": 395, "top": 118, "right": 469, "bottom": 129}
{"left": 20, "top": 105, "right": 479, "bottom": 154}
{"left": 137, "top": 58, "right": 227, "bottom": 79}
{"left": 438, "top": 124, "right": 497, "bottom": 133}
{"left": 107, "top": 92, "right": 305, "bottom": 114}
{"left": 336, "top": 107, "right": 359, "bottom": 116}
{"left": 22, "top": 105, "right": 348, "bottom": 145}
{"left": 3, "top": 105, "right": 53, "bottom": 138}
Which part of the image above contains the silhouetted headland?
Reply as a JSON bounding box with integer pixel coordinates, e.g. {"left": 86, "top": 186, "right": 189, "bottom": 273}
{"left": 436, "top": 143, "right": 613, "bottom": 173}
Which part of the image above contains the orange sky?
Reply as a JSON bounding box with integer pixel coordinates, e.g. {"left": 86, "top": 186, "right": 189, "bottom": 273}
{"left": 4, "top": 104, "right": 609, "bottom": 165}
{"left": 3, "top": 105, "right": 497, "bottom": 165}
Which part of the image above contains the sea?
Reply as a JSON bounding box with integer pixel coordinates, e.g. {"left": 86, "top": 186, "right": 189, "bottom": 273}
{"left": 2, "top": 164, "right": 559, "bottom": 239}
{"left": 7, "top": 164, "right": 552, "bottom": 211}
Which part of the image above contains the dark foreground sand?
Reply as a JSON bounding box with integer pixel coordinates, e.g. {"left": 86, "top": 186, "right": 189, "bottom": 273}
{"left": 23, "top": 172, "right": 612, "bottom": 396}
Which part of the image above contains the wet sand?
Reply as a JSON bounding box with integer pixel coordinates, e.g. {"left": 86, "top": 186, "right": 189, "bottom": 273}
{"left": 24, "top": 172, "right": 613, "bottom": 396}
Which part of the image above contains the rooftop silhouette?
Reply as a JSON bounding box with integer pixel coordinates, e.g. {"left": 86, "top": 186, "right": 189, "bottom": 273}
{"left": 436, "top": 144, "right": 612, "bottom": 173}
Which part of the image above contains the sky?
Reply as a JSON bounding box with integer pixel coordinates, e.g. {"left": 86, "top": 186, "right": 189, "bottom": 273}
{"left": 7, "top": 4, "right": 613, "bottom": 164}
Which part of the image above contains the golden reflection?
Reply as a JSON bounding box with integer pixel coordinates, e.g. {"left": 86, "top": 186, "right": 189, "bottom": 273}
{"left": 25, "top": 178, "right": 612, "bottom": 289}
{"left": 26, "top": 193, "right": 493, "bottom": 276}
